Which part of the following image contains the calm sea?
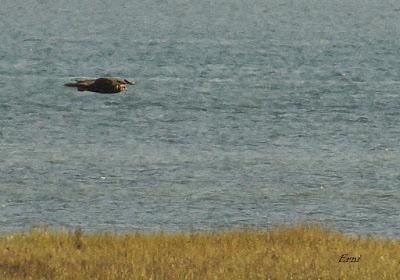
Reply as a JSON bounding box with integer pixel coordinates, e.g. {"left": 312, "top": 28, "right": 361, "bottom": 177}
{"left": 1, "top": 0, "right": 400, "bottom": 237}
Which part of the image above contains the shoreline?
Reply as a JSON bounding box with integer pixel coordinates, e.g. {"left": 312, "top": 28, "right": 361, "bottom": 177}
{"left": 1, "top": 224, "right": 399, "bottom": 279}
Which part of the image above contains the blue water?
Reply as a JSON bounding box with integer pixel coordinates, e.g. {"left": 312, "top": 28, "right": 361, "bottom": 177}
{"left": 1, "top": 0, "right": 400, "bottom": 237}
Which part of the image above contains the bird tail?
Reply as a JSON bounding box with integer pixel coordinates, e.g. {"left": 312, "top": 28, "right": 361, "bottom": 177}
{"left": 64, "top": 82, "right": 79, "bottom": 87}
{"left": 64, "top": 82, "right": 88, "bottom": 91}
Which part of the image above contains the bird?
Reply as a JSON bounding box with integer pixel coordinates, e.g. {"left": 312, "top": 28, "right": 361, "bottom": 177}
{"left": 64, "top": 77, "right": 135, "bottom": 94}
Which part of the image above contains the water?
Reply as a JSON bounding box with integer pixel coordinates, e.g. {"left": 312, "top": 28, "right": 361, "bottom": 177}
{"left": 1, "top": 0, "right": 400, "bottom": 237}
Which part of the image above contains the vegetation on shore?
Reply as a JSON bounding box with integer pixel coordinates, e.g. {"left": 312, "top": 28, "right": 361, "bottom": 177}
{"left": 0, "top": 225, "right": 399, "bottom": 279}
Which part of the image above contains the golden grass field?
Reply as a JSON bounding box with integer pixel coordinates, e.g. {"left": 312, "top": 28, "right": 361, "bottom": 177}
{"left": 0, "top": 224, "right": 399, "bottom": 279}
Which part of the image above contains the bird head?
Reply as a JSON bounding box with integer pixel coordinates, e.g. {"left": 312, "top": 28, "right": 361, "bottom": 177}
{"left": 117, "top": 84, "right": 127, "bottom": 92}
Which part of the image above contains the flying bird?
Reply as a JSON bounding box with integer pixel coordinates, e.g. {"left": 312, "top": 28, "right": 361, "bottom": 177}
{"left": 65, "top": 77, "right": 135, "bottom": 94}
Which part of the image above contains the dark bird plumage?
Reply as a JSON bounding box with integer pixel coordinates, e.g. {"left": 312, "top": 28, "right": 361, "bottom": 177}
{"left": 65, "top": 77, "right": 135, "bottom": 94}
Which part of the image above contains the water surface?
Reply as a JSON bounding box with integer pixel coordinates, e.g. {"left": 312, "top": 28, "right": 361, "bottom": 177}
{"left": 1, "top": 0, "right": 400, "bottom": 237}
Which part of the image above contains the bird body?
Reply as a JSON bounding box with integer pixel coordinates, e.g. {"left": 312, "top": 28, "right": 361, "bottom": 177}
{"left": 65, "top": 77, "right": 135, "bottom": 93}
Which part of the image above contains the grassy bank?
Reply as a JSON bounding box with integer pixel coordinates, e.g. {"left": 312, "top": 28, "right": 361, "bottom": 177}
{"left": 0, "top": 225, "right": 399, "bottom": 279}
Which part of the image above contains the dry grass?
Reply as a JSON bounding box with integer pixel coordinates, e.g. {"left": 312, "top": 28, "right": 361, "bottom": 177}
{"left": 0, "top": 225, "right": 399, "bottom": 279}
